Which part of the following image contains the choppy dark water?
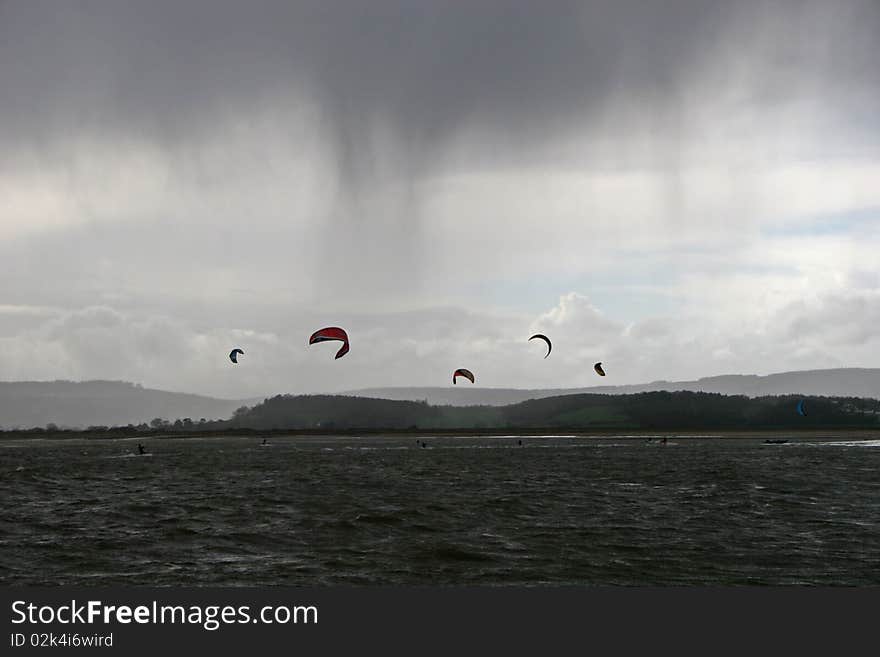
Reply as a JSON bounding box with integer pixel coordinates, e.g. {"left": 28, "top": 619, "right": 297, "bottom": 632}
{"left": 2, "top": 434, "right": 879, "bottom": 585}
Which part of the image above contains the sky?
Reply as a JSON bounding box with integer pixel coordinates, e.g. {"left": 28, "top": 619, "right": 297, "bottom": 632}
{"left": 1, "top": 0, "right": 879, "bottom": 399}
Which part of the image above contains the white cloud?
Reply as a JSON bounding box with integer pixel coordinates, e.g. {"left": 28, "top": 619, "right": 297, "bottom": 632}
{"left": 1, "top": 1, "right": 878, "bottom": 395}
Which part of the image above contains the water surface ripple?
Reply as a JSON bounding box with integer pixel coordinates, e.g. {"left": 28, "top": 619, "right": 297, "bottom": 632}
{"left": 2, "top": 435, "right": 878, "bottom": 585}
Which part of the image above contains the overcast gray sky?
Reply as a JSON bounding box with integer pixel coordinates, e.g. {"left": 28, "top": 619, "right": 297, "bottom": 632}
{"left": 1, "top": 0, "right": 879, "bottom": 398}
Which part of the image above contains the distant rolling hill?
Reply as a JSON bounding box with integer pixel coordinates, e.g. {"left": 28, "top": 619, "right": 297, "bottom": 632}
{"left": 4, "top": 368, "right": 880, "bottom": 430}
{"left": 347, "top": 368, "right": 880, "bottom": 406}
{"left": 0, "top": 380, "right": 259, "bottom": 429}
{"left": 222, "top": 390, "right": 880, "bottom": 431}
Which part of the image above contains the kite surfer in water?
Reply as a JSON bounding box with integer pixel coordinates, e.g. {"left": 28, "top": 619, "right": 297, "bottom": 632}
{"left": 137, "top": 443, "right": 146, "bottom": 455}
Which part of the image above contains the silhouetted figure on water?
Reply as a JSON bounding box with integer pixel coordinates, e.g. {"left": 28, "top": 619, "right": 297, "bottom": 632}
{"left": 661, "top": 437, "right": 668, "bottom": 446}
{"left": 261, "top": 438, "right": 268, "bottom": 445}
{"left": 421, "top": 441, "right": 427, "bottom": 448}
{"left": 137, "top": 443, "right": 146, "bottom": 455}
{"left": 518, "top": 440, "right": 522, "bottom": 447}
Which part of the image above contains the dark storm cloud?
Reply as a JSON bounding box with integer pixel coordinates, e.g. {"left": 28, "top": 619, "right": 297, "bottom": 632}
{"left": 3, "top": 0, "right": 880, "bottom": 395}
{"left": 5, "top": 0, "right": 877, "bottom": 176}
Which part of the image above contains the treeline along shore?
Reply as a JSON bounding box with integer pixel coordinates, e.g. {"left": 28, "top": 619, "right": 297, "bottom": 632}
{"left": 2, "top": 391, "right": 880, "bottom": 439}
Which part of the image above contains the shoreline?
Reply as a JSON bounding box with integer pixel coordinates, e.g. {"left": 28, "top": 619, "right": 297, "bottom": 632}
{"left": 3, "top": 427, "right": 880, "bottom": 441}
